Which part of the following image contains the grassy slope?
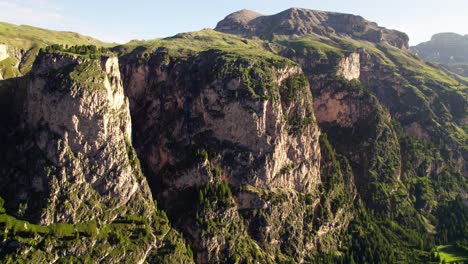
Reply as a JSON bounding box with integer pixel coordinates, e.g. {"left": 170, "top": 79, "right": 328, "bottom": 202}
{"left": 437, "top": 245, "right": 468, "bottom": 263}
{"left": 0, "top": 201, "right": 194, "bottom": 262}
{"left": 279, "top": 34, "right": 396, "bottom": 66}
{"left": 278, "top": 35, "right": 345, "bottom": 59}
{"left": 278, "top": 33, "right": 465, "bottom": 87}
{"left": 117, "top": 29, "right": 288, "bottom": 61}
{"left": 0, "top": 22, "right": 114, "bottom": 50}
{"left": 0, "top": 22, "right": 114, "bottom": 76}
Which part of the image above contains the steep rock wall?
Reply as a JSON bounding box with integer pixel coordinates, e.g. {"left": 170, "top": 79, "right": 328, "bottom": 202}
{"left": 0, "top": 51, "right": 198, "bottom": 262}
{"left": 282, "top": 48, "right": 402, "bottom": 213}
{"left": 358, "top": 48, "right": 467, "bottom": 178}
{"left": 24, "top": 53, "right": 155, "bottom": 224}
{"left": 336, "top": 52, "right": 360, "bottom": 81}
{"left": 122, "top": 50, "right": 321, "bottom": 193}
{"left": 120, "top": 49, "right": 327, "bottom": 262}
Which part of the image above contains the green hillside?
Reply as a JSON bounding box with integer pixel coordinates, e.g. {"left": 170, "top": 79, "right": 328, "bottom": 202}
{"left": 0, "top": 22, "right": 114, "bottom": 77}
{"left": 0, "top": 22, "right": 113, "bottom": 50}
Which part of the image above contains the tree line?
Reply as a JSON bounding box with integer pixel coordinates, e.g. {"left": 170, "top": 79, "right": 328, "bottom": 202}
{"left": 41, "top": 44, "right": 110, "bottom": 59}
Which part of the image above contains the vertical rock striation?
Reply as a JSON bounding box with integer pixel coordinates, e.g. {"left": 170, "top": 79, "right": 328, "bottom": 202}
{"left": 120, "top": 48, "right": 326, "bottom": 262}
{"left": 25, "top": 52, "right": 155, "bottom": 224}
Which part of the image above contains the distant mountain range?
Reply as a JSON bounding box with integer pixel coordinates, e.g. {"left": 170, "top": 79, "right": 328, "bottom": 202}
{"left": 411, "top": 32, "right": 468, "bottom": 77}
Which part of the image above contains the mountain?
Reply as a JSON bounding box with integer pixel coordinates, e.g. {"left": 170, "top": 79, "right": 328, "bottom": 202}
{"left": 411, "top": 32, "right": 468, "bottom": 77}
{"left": 0, "top": 8, "right": 467, "bottom": 263}
{"left": 215, "top": 8, "right": 409, "bottom": 49}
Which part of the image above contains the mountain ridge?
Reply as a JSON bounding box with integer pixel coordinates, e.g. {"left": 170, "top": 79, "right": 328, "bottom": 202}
{"left": 215, "top": 8, "right": 409, "bottom": 49}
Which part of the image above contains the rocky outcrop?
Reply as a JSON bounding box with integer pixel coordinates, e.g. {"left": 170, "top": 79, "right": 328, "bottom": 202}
{"left": 313, "top": 87, "right": 371, "bottom": 127}
{"left": 120, "top": 48, "right": 325, "bottom": 262}
{"left": 280, "top": 43, "right": 404, "bottom": 212}
{"left": 24, "top": 52, "right": 155, "bottom": 224}
{"left": 122, "top": 50, "right": 321, "bottom": 193}
{"left": 0, "top": 51, "right": 198, "bottom": 262}
{"left": 0, "top": 44, "right": 8, "bottom": 61}
{"left": 216, "top": 8, "right": 409, "bottom": 49}
{"left": 336, "top": 52, "right": 360, "bottom": 80}
{"left": 281, "top": 50, "right": 369, "bottom": 127}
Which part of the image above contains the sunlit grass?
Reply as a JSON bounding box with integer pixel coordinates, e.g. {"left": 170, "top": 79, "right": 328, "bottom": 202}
{"left": 436, "top": 245, "right": 468, "bottom": 263}
{"left": 0, "top": 22, "right": 113, "bottom": 50}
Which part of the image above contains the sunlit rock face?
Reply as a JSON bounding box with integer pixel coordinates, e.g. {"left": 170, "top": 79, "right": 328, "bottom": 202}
{"left": 121, "top": 49, "right": 330, "bottom": 262}
{"left": 25, "top": 52, "right": 154, "bottom": 225}
{"left": 0, "top": 44, "right": 9, "bottom": 61}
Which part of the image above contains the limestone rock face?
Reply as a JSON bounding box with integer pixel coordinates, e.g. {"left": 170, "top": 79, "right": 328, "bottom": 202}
{"left": 281, "top": 45, "right": 402, "bottom": 212}
{"left": 280, "top": 51, "right": 366, "bottom": 127}
{"left": 0, "top": 44, "right": 8, "bottom": 61}
{"left": 313, "top": 87, "right": 371, "bottom": 127}
{"left": 337, "top": 52, "right": 360, "bottom": 81}
{"left": 25, "top": 52, "right": 154, "bottom": 224}
{"left": 122, "top": 51, "right": 320, "bottom": 194}
{"left": 0, "top": 9, "right": 466, "bottom": 264}
{"left": 121, "top": 49, "right": 323, "bottom": 262}
{"left": 0, "top": 50, "right": 194, "bottom": 262}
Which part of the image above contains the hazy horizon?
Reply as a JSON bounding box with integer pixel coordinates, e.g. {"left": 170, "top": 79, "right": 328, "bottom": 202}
{"left": 0, "top": 0, "right": 467, "bottom": 45}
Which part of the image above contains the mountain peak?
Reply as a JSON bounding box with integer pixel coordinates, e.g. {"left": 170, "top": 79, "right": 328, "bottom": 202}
{"left": 218, "top": 9, "right": 263, "bottom": 26}
{"left": 215, "top": 8, "right": 409, "bottom": 49}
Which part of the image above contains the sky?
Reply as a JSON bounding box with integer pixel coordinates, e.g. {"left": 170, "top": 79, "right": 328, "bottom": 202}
{"left": 0, "top": 0, "right": 466, "bottom": 45}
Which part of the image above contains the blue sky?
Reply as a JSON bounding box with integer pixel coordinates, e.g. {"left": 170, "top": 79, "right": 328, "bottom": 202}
{"left": 0, "top": 0, "right": 466, "bottom": 45}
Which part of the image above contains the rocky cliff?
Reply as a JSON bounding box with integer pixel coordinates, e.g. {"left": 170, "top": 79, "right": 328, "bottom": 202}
{"left": 118, "top": 37, "right": 347, "bottom": 262}
{"left": 217, "top": 10, "right": 466, "bottom": 261}
{"left": 0, "top": 51, "right": 194, "bottom": 262}
{"left": 25, "top": 52, "right": 154, "bottom": 224}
